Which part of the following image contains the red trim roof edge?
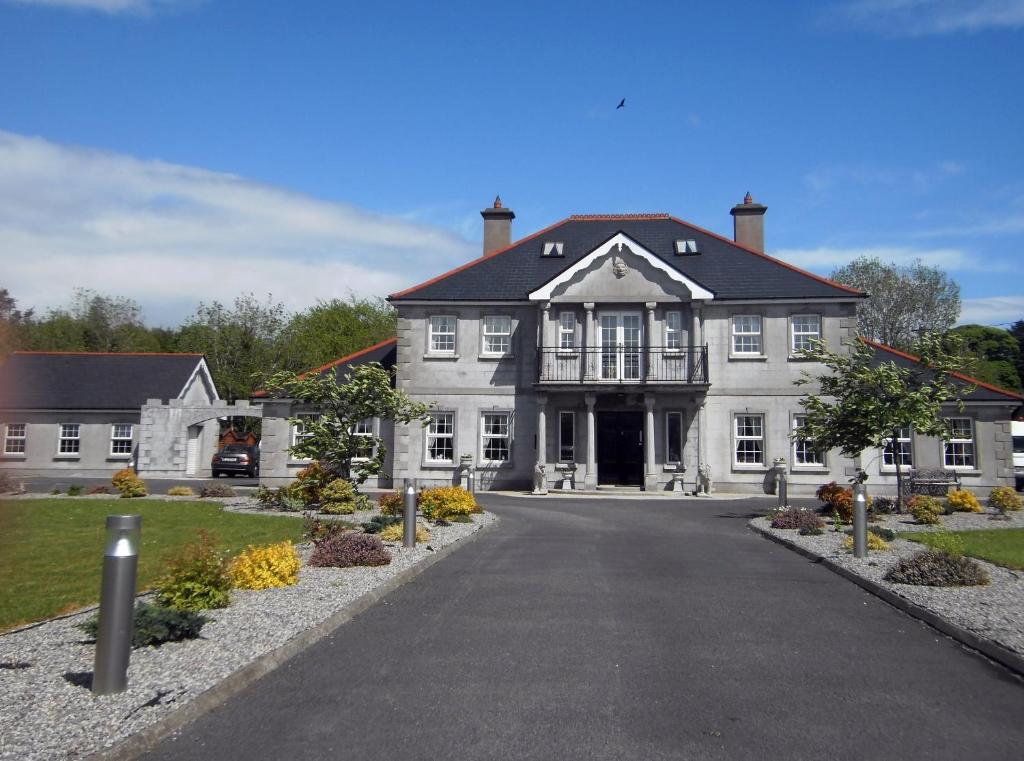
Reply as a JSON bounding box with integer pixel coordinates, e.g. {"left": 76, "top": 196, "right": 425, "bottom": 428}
{"left": 12, "top": 351, "right": 204, "bottom": 357}
{"left": 251, "top": 337, "right": 397, "bottom": 398}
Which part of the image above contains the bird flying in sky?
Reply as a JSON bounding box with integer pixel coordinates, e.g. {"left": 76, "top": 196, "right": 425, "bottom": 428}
{"left": 616, "top": 98, "right": 625, "bottom": 109}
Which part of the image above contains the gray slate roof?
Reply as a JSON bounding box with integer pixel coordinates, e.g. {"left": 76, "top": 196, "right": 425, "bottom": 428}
{"left": 390, "top": 215, "right": 863, "bottom": 302}
{"left": 0, "top": 352, "right": 207, "bottom": 410}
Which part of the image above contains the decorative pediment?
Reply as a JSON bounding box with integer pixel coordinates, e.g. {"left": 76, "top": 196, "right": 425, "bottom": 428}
{"left": 528, "top": 232, "right": 714, "bottom": 302}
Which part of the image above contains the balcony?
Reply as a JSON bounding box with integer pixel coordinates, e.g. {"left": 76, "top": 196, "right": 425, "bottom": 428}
{"left": 537, "top": 345, "right": 709, "bottom": 385}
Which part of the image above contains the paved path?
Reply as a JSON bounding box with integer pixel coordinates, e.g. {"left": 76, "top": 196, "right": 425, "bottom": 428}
{"left": 143, "top": 495, "right": 1024, "bottom": 761}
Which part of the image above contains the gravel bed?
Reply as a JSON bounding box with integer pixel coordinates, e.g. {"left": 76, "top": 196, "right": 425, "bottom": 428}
{"left": 750, "top": 513, "right": 1024, "bottom": 659}
{"left": 0, "top": 508, "right": 496, "bottom": 761}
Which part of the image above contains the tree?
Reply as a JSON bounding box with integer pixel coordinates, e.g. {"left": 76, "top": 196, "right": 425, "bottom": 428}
{"left": 22, "top": 289, "right": 160, "bottom": 353}
{"left": 280, "top": 296, "right": 396, "bottom": 373}
{"left": 794, "top": 334, "right": 976, "bottom": 506}
{"left": 0, "top": 287, "right": 34, "bottom": 359}
{"left": 830, "top": 257, "right": 960, "bottom": 350}
{"left": 948, "top": 324, "right": 1022, "bottom": 392}
{"left": 265, "top": 363, "right": 432, "bottom": 485}
{"left": 1010, "top": 320, "right": 1024, "bottom": 392}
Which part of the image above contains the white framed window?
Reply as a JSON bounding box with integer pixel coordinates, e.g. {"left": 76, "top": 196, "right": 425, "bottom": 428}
{"left": 882, "top": 426, "right": 913, "bottom": 470}
{"left": 425, "top": 412, "right": 455, "bottom": 464}
{"left": 665, "top": 311, "right": 682, "bottom": 351}
{"left": 480, "top": 411, "right": 511, "bottom": 463}
{"left": 58, "top": 423, "right": 80, "bottom": 455}
{"left": 110, "top": 424, "right": 133, "bottom": 456}
{"left": 291, "top": 413, "right": 319, "bottom": 448}
{"left": 944, "top": 417, "right": 975, "bottom": 469}
{"left": 731, "top": 315, "right": 763, "bottom": 355}
{"left": 429, "top": 315, "right": 457, "bottom": 353}
{"left": 351, "top": 418, "right": 374, "bottom": 461}
{"left": 666, "top": 411, "right": 683, "bottom": 464}
{"left": 791, "top": 415, "right": 824, "bottom": 467}
{"left": 733, "top": 414, "right": 764, "bottom": 466}
{"left": 3, "top": 423, "right": 26, "bottom": 454}
{"left": 558, "top": 312, "right": 576, "bottom": 350}
{"left": 790, "top": 314, "right": 821, "bottom": 353}
{"left": 482, "top": 315, "right": 512, "bottom": 355}
{"left": 559, "top": 411, "right": 575, "bottom": 462}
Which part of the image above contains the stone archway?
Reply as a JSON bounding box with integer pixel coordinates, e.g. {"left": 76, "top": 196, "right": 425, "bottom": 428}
{"left": 137, "top": 399, "right": 263, "bottom": 478}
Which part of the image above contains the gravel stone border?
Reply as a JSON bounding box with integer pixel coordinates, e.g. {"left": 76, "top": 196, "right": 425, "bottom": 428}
{"left": 749, "top": 511, "right": 1024, "bottom": 676}
{"left": 0, "top": 505, "right": 496, "bottom": 761}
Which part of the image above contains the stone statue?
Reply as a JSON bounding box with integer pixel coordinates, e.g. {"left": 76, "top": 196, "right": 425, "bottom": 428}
{"left": 696, "top": 463, "right": 713, "bottom": 495}
{"left": 533, "top": 462, "right": 548, "bottom": 495}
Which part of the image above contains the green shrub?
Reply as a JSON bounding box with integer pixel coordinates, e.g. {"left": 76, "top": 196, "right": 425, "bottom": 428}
{"left": 868, "top": 526, "right": 896, "bottom": 542}
{"left": 799, "top": 525, "right": 824, "bottom": 536}
{"left": 419, "top": 486, "right": 477, "bottom": 521}
{"left": 989, "top": 486, "right": 1022, "bottom": 513}
{"left": 303, "top": 514, "right": 356, "bottom": 544}
{"left": 378, "top": 491, "right": 406, "bottom": 516}
{"left": 361, "top": 514, "right": 402, "bottom": 534}
{"left": 155, "top": 531, "right": 232, "bottom": 611}
{"left": 884, "top": 550, "right": 989, "bottom": 587}
{"left": 870, "top": 496, "right": 898, "bottom": 515}
{"left": 66, "top": 485, "right": 83, "bottom": 496}
{"left": 78, "top": 602, "right": 208, "bottom": 648}
{"left": 112, "top": 468, "right": 147, "bottom": 498}
{"left": 908, "top": 495, "right": 943, "bottom": 525}
{"left": 320, "top": 478, "right": 358, "bottom": 515}
{"left": 167, "top": 486, "right": 195, "bottom": 497}
{"left": 200, "top": 484, "right": 236, "bottom": 498}
{"left": 292, "top": 461, "right": 334, "bottom": 506}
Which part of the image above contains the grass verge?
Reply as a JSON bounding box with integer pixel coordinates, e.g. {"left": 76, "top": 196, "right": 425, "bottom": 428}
{"left": 0, "top": 499, "right": 304, "bottom": 632}
{"left": 904, "top": 528, "right": 1024, "bottom": 570}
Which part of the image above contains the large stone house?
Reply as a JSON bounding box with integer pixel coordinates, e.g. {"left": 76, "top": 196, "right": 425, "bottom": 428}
{"left": 261, "top": 195, "right": 1022, "bottom": 495}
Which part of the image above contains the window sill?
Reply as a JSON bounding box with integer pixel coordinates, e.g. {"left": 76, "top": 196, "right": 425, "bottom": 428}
{"left": 1, "top": 454, "right": 26, "bottom": 460}
{"left": 423, "top": 353, "right": 460, "bottom": 361}
{"left": 791, "top": 466, "right": 830, "bottom": 474}
{"left": 478, "top": 460, "right": 513, "bottom": 468}
{"left": 729, "top": 354, "right": 768, "bottom": 361}
{"left": 787, "top": 355, "right": 816, "bottom": 362}
{"left": 106, "top": 456, "right": 132, "bottom": 462}
{"left": 555, "top": 351, "right": 579, "bottom": 357}
{"left": 731, "top": 465, "right": 768, "bottom": 473}
{"left": 421, "top": 462, "right": 457, "bottom": 470}
{"left": 478, "top": 354, "right": 514, "bottom": 361}
{"left": 945, "top": 469, "right": 982, "bottom": 477}
{"left": 53, "top": 455, "right": 81, "bottom": 461}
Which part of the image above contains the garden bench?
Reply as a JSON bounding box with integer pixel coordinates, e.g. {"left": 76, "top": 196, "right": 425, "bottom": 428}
{"left": 908, "top": 468, "right": 961, "bottom": 496}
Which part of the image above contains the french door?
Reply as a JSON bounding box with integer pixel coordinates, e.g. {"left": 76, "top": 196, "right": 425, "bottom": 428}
{"left": 599, "top": 311, "right": 642, "bottom": 381}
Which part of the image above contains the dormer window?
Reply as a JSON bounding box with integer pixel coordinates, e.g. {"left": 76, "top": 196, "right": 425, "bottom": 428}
{"left": 542, "top": 242, "right": 564, "bottom": 257}
{"left": 674, "top": 239, "right": 699, "bottom": 255}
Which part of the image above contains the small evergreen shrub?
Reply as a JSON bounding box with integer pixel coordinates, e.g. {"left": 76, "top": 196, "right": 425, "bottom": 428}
{"left": 112, "top": 468, "right": 146, "bottom": 498}
{"left": 378, "top": 491, "right": 406, "bottom": 516}
{"left": 255, "top": 485, "right": 306, "bottom": 512}
{"left": 167, "top": 486, "right": 195, "bottom": 497}
{"left": 378, "top": 522, "right": 430, "bottom": 543}
{"left": 78, "top": 603, "right": 208, "bottom": 648}
{"left": 88, "top": 485, "right": 111, "bottom": 495}
{"left": 229, "top": 541, "right": 300, "bottom": 590}
{"left": 870, "top": 496, "right": 897, "bottom": 515}
{"left": 308, "top": 532, "right": 391, "bottom": 568}
{"left": 361, "top": 514, "right": 402, "bottom": 534}
{"left": 884, "top": 550, "right": 989, "bottom": 587}
{"left": 155, "top": 531, "right": 232, "bottom": 611}
{"left": 868, "top": 526, "right": 896, "bottom": 542}
{"left": 989, "top": 486, "right": 1022, "bottom": 513}
{"left": 320, "top": 478, "right": 358, "bottom": 515}
{"left": 946, "top": 489, "right": 982, "bottom": 513}
{"left": 419, "top": 486, "right": 477, "bottom": 521}
{"left": 842, "top": 532, "right": 890, "bottom": 551}
{"left": 200, "top": 484, "right": 236, "bottom": 498}
{"left": 770, "top": 507, "right": 825, "bottom": 531}
{"left": 908, "top": 495, "right": 943, "bottom": 525}
{"left": 303, "top": 514, "right": 355, "bottom": 544}
{"left": 292, "top": 461, "right": 334, "bottom": 506}
{"left": 799, "top": 525, "right": 824, "bottom": 536}
{"left": 66, "top": 485, "right": 83, "bottom": 496}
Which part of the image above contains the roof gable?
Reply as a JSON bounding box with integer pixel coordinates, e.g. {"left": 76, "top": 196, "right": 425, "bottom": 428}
{"left": 251, "top": 338, "right": 398, "bottom": 398}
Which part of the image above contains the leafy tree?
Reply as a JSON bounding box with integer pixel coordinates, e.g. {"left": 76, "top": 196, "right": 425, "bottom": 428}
{"left": 0, "top": 287, "right": 34, "bottom": 359}
{"left": 948, "top": 324, "right": 1022, "bottom": 392}
{"left": 794, "top": 334, "right": 975, "bottom": 506}
{"left": 830, "top": 257, "right": 960, "bottom": 349}
{"left": 281, "top": 296, "right": 396, "bottom": 372}
{"left": 265, "top": 363, "right": 432, "bottom": 485}
{"left": 22, "top": 289, "right": 161, "bottom": 353}
{"left": 1010, "top": 320, "right": 1024, "bottom": 391}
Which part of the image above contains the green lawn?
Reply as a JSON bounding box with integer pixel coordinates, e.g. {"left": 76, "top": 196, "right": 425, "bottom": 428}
{"left": 904, "top": 528, "right": 1024, "bottom": 570}
{"left": 0, "top": 499, "right": 305, "bottom": 632}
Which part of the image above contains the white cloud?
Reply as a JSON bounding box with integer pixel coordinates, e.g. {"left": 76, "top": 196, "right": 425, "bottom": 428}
{"left": 803, "top": 160, "right": 964, "bottom": 195}
{"left": 772, "top": 245, "right": 981, "bottom": 272}
{"left": 3, "top": 0, "right": 195, "bottom": 13}
{"left": 958, "top": 295, "right": 1024, "bottom": 325}
{"left": 0, "top": 131, "right": 476, "bottom": 325}
{"left": 828, "top": 0, "right": 1024, "bottom": 36}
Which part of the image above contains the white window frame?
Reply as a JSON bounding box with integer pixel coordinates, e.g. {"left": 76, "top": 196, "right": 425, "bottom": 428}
{"left": 881, "top": 426, "right": 913, "bottom": 471}
{"left": 558, "top": 410, "right": 575, "bottom": 462}
{"left": 291, "top": 413, "right": 320, "bottom": 449}
{"left": 3, "top": 423, "right": 26, "bottom": 455}
{"left": 481, "top": 315, "right": 512, "bottom": 356}
{"left": 351, "top": 418, "right": 375, "bottom": 462}
{"left": 665, "top": 311, "right": 682, "bottom": 351}
{"left": 558, "top": 311, "right": 576, "bottom": 351}
{"left": 428, "top": 315, "right": 457, "bottom": 354}
{"left": 665, "top": 411, "right": 684, "bottom": 464}
{"left": 110, "top": 424, "right": 133, "bottom": 456}
{"left": 731, "top": 315, "right": 763, "bottom": 356}
{"left": 480, "top": 411, "right": 512, "bottom": 463}
{"left": 425, "top": 411, "right": 455, "bottom": 464}
{"left": 733, "top": 413, "right": 765, "bottom": 467}
{"left": 791, "top": 415, "right": 825, "bottom": 468}
{"left": 943, "top": 417, "right": 976, "bottom": 470}
{"left": 58, "top": 423, "right": 81, "bottom": 455}
{"left": 790, "top": 314, "right": 821, "bottom": 354}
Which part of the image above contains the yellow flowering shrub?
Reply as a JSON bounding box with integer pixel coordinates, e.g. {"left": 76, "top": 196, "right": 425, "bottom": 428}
{"left": 112, "top": 467, "right": 147, "bottom": 498}
{"left": 167, "top": 486, "right": 195, "bottom": 497}
{"left": 229, "top": 541, "right": 300, "bottom": 590}
{"left": 843, "top": 532, "right": 890, "bottom": 552}
{"left": 946, "top": 489, "right": 982, "bottom": 513}
{"left": 419, "top": 486, "right": 477, "bottom": 520}
{"left": 989, "top": 486, "right": 1022, "bottom": 512}
{"left": 908, "top": 495, "right": 943, "bottom": 525}
{"left": 378, "top": 522, "right": 430, "bottom": 542}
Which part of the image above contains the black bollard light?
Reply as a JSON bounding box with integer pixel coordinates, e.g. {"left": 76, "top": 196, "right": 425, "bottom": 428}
{"left": 403, "top": 478, "right": 417, "bottom": 548}
{"left": 93, "top": 515, "right": 141, "bottom": 695}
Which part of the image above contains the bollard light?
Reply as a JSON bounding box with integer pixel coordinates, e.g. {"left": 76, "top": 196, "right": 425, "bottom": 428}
{"left": 778, "top": 470, "right": 788, "bottom": 508}
{"left": 853, "top": 483, "right": 868, "bottom": 559}
{"left": 403, "top": 478, "right": 417, "bottom": 548}
{"left": 467, "top": 468, "right": 475, "bottom": 495}
{"left": 93, "top": 515, "right": 141, "bottom": 695}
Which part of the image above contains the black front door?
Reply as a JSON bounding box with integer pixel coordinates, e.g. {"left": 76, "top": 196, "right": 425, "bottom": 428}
{"left": 597, "top": 411, "right": 644, "bottom": 486}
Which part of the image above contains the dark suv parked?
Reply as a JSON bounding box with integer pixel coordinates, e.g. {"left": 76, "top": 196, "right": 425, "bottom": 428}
{"left": 212, "top": 444, "right": 260, "bottom": 478}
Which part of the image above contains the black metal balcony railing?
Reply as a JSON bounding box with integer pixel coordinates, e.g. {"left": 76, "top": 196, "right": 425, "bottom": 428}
{"left": 537, "top": 345, "right": 709, "bottom": 384}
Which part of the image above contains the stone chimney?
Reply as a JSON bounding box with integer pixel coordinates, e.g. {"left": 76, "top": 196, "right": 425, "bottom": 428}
{"left": 730, "top": 192, "right": 767, "bottom": 253}
{"left": 481, "top": 195, "right": 515, "bottom": 256}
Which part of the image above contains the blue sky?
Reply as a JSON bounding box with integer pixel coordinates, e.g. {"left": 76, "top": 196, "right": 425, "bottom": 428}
{"left": 1, "top": 0, "right": 1022, "bottom": 327}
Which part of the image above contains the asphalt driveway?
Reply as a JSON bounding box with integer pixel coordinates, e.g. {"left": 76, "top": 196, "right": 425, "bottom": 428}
{"left": 143, "top": 495, "right": 1024, "bottom": 761}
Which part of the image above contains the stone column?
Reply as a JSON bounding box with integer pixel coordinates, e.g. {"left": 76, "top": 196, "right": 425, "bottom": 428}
{"left": 534, "top": 394, "right": 548, "bottom": 495}
{"left": 585, "top": 392, "right": 597, "bottom": 489}
{"left": 584, "top": 302, "right": 596, "bottom": 381}
{"left": 644, "top": 393, "right": 657, "bottom": 491}
{"left": 690, "top": 302, "right": 703, "bottom": 382}
{"left": 539, "top": 302, "right": 551, "bottom": 382}
{"left": 645, "top": 301, "right": 656, "bottom": 380}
